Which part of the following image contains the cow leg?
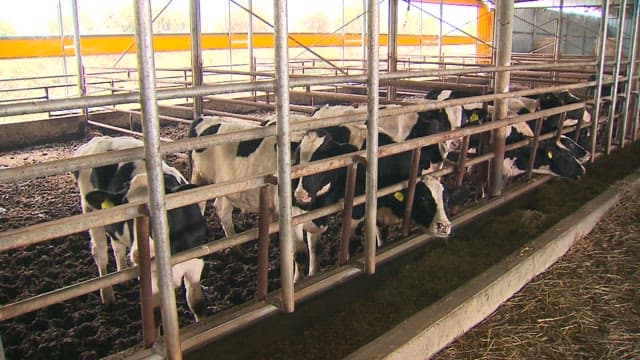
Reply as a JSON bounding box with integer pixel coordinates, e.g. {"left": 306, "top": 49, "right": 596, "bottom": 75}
{"left": 306, "top": 231, "right": 323, "bottom": 277}
{"left": 111, "top": 239, "right": 128, "bottom": 272}
{"left": 89, "top": 227, "right": 115, "bottom": 304}
{"left": 214, "top": 197, "right": 236, "bottom": 237}
{"left": 293, "top": 226, "right": 308, "bottom": 283}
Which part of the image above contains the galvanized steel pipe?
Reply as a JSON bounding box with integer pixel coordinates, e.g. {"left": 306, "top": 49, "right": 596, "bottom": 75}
{"left": 365, "top": 0, "right": 380, "bottom": 275}
{"left": 489, "top": 0, "right": 514, "bottom": 197}
{"left": 274, "top": 0, "right": 295, "bottom": 313}
{"left": 591, "top": 0, "right": 611, "bottom": 158}
{"left": 133, "top": 1, "right": 182, "bottom": 358}
{"left": 190, "top": 0, "right": 204, "bottom": 119}
{"left": 606, "top": 0, "right": 628, "bottom": 153}
{"left": 619, "top": 0, "right": 639, "bottom": 147}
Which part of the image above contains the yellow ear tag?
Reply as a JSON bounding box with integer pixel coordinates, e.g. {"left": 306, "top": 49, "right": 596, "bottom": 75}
{"left": 101, "top": 199, "right": 115, "bottom": 209}
{"left": 470, "top": 113, "right": 479, "bottom": 122}
{"left": 547, "top": 150, "right": 553, "bottom": 159}
{"left": 394, "top": 191, "right": 405, "bottom": 202}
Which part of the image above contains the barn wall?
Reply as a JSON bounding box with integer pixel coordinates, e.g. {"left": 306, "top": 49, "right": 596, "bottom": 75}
{"left": 513, "top": 8, "right": 602, "bottom": 56}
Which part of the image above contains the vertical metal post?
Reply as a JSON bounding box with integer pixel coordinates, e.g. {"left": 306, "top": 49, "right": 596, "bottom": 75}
{"left": 274, "top": 0, "right": 295, "bottom": 313}
{"left": 553, "top": 0, "right": 564, "bottom": 66}
{"left": 619, "top": 0, "right": 639, "bottom": 147}
{"left": 632, "top": 8, "right": 640, "bottom": 141}
{"left": 342, "top": 0, "right": 346, "bottom": 65}
{"left": 135, "top": 214, "right": 156, "bottom": 348}
{"left": 591, "top": 0, "right": 610, "bottom": 159}
{"left": 133, "top": 1, "right": 182, "bottom": 359}
{"left": 248, "top": 0, "right": 256, "bottom": 100}
{"left": 489, "top": 0, "right": 514, "bottom": 197}
{"left": 362, "top": 0, "right": 367, "bottom": 67}
{"left": 227, "top": 0, "right": 233, "bottom": 76}
{"left": 56, "top": 0, "right": 70, "bottom": 98}
{"left": 190, "top": 0, "right": 203, "bottom": 120}
{"left": 365, "top": 0, "right": 380, "bottom": 275}
{"left": 387, "top": 0, "right": 398, "bottom": 100}
{"left": 401, "top": 148, "right": 421, "bottom": 237}
{"left": 606, "top": 0, "right": 628, "bottom": 154}
{"left": 532, "top": 10, "right": 537, "bottom": 49}
{"left": 70, "top": 0, "right": 86, "bottom": 121}
{"left": 339, "top": 164, "right": 358, "bottom": 265}
{"left": 256, "top": 185, "right": 271, "bottom": 300}
{"left": 439, "top": 0, "right": 444, "bottom": 63}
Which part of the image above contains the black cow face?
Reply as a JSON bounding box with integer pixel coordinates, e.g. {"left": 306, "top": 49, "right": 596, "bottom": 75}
{"left": 85, "top": 174, "right": 208, "bottom": 255}
{"left": 294, "top": 130, "right": 358, "bottom": 208}
{"left": 536, "top": 91, "right": 585, "bottom": 132}
{"left": 378, "top": 178, "right": 452, "bottom": 238}
{"left": 540, "top": 141, "right": 586, "bottom": 180}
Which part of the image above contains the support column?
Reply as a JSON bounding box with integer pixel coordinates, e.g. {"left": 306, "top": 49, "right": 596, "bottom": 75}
{"left": 190, "top": 0, "right": 203, "bottom": 119}
{"left": 387, "top": 0, "right": 398, "bottom": 100}
{"left": 606, "top": 0, "right": 628, "bottom": 154}
{"left": 133, "top": 0, "right": 182, "bottom": 358}
{"left": 590, "top": 0, "right": 610, "bottom": 158}
{"left": 70, "top": 0, "right": 87, "bottom": 122}
{"left": 619, "top": 0, "right": 639, "bottom": 147}
{"left": 365, "top": 0, "right": 380, "bottom": 275}
{"left": 274, "top": 0, "right": 295, "bottom": 313}
{"left": 489, "top": 0, "right": 514, "bottom": 197}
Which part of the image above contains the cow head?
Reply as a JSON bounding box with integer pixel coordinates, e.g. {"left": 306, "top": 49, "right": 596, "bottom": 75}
{"left": 538, "top": 140, "right": 586, "bottom": 179}
{"left": 413, "top": 176, "right": 452, "bottom": 237}
{"left": 294, "top": 130, "right": 358, "bottom": 208}
{"left": 379, "top": 176, "right": 452, "bottom": 238}
{"left": 503, "top": 140, "right": 586, "bottom": 180}
{"left": 537, "top": 91, "right": 586, "bottom": 132}
{"left": 85, "top": 173, "right": 208, "bottom": 260}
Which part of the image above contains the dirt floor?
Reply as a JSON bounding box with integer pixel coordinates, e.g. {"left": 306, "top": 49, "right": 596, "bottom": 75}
{"left": 0, "top": 124, "right": 639, "bottom": 359}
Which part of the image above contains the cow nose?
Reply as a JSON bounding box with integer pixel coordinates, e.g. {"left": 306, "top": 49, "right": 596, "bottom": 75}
{"left": 435, "top": 221, "right": 451, "bottom": 237}
{"left": 294, "top": 188, "right": 312, "bottom": 204}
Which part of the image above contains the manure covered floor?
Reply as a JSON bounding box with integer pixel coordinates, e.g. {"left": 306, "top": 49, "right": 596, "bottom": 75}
{"left": 189, "top": 141, "right": 640, "bottom": 360}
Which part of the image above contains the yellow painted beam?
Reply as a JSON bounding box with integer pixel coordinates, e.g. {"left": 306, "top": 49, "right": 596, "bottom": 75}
{"left": 0, "top": 33, "right": 480, "bottom": 59}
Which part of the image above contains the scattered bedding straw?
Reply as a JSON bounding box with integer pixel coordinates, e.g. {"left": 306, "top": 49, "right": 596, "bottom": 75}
{"left": 433, "top": 188, "right": 640, "bottom": 359}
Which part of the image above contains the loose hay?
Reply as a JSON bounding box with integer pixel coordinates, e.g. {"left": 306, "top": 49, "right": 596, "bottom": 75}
{"left": 433, "top": 189, "right": 640, "bottom": 359}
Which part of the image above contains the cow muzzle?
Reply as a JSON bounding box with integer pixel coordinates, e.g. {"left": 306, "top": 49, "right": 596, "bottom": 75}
{"left": 294, "top": 188, "right": 312, "bottom": 205}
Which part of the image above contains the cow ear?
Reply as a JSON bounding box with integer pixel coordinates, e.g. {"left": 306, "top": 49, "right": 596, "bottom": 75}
{"left": 85, "top": 190, "right": 124, "bottom": 210}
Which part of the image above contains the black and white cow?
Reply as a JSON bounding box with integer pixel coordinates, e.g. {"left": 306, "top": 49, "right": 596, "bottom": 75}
{"left": 188, "top": 116, "right": 323, "bottom": 281}
{"left": 528, "top": 90, "right": 591, "bottom": 134}
{"left": 74, "top": 136, "right": 207, "bottom": 321}
{"left": 293, "top": 124, "right": 452, "bottom": 257}
{"left": 503, "top": 137, "right": 586, "bottom": 179}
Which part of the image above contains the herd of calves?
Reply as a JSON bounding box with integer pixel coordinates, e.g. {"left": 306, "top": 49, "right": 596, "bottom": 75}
{"left": 73, "top": 89, "right": 593, "bottom": 323}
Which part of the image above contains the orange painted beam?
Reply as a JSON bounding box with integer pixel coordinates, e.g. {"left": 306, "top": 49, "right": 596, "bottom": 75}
{"left": 476, "top": 3, "right": 494, "bottom": 63}
{"left": 0, "top": 33, "right": 481, "bottom": 59}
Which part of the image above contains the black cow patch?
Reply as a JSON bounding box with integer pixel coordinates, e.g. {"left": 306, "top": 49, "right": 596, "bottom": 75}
{"left": 236, "top": 138, "right": 264, "bottom": 157}
{"left": 189, "top": 122, "right": 222, "bottom": 153}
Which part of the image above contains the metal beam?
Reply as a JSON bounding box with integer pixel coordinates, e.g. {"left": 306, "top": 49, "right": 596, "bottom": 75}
{"left": 606, "top": 0, "right": 628, "bottom": 154}
{"left": 619, "top": 0, "right": 639, "bottom": 147}
{"left": 490, "top": 0, "right": 514, "bottom": 197}
{"left": 591, "top": 0, "right": 611, "bottom": 158}
{"left": 365, "top": 0, "right": 380, "bottom": 275}
{"left": 190, "top": 0, "right": 203, "bottom": 119}
{"left": 273, "top": 0, "right": 295, "bottom": 313}
{"left": 133, "top": 1, "right": 182, "bottom": 358}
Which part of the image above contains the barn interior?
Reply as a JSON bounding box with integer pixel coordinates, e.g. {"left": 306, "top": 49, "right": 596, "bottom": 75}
{"left": 0, "top": 0, "right": 639, "bottom": 359}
